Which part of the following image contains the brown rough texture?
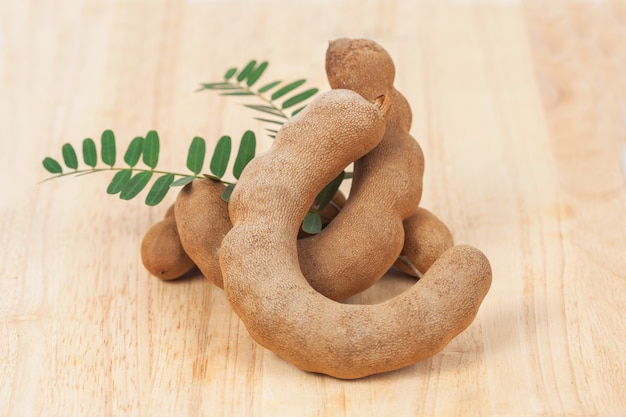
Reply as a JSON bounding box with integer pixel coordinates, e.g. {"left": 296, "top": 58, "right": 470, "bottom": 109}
{"left": 174, "top": 179, "right": 232, "bottom": 287}
{"left": 219, "top": 88, "right": 492, "bottom": 379}
{"left": 140, "top": 208, "right": 195, "bottom": 280}
{"left": 394, "top": 207, "right": 454, "bottom": 276}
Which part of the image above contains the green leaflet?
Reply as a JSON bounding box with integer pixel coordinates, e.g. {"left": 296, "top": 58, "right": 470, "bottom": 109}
{"left": 62, "top": 143, "right": 78, "bottom": 170}
{"left": 145, "top": 173, "right": 174, "bottom": 206}
{"left": 210, "top": 135, "right": 231, "bottom": 178}
{"left": 82, "top": 138, "right": 97, "bottom": 168}
{"left": 257, "top": 80, "right": 281, "bottom": 93}
{"left": 224, "top": 67, "right": 237, "bottom": 80}
{"left": 42, "top": 157, "right": 63, "bottom": 174}
{"left": 143, "top": 131, "right": 159, "bottom": 169}
{"left": 233, "top": 131, "right": 256, "bottom": 180}
{"left": 101, "top": 130, "right": 116, "bottom": 167}
{"left": 107, "top": 169, "right": 132, "bottom": 195}
{"left": 124, "top": 137, "right": 144, "bottom": 167}
{"left": 171, "top": 176, "right": 197, "bottom": 187}
{"left": 281, "top": 88, "right": 319, "bottom": 109}
{"left": 246, "top": 61, "right": 268, "bottom": 87}
{"left": 221, "top": 183, "right": 235, "bottom": 202}
{"left": 271, "top": 79, "right": 306, "bottom": 100}
{"left": 120, "top": 171, "right": 153, "bottom": 200}
{"left": 302, "top": 212, "right": 322, "bottom": 235}
{"left": 186, "top": 136, "right": 206, "bottom": 175}
{"left": 237, "top": 60, "right": 257, "bottom": 82}
{"left": 314, "top": 171, "right": 345, "bottom": 212}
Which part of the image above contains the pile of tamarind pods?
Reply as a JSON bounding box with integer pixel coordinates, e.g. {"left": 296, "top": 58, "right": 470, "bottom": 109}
{"left": 140, "top": 38, "right": 492, "bottom": 379}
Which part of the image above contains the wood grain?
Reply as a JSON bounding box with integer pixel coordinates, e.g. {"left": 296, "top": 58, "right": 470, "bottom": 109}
{"left": 1, "top": 0, "right": 625, "bottom": 416}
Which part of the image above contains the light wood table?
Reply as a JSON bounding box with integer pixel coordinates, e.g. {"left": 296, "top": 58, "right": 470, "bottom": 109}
{"left": 1, "top": 1, "right": 625, "bottom": 416}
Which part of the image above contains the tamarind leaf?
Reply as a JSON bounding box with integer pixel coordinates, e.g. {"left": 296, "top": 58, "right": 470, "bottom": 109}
{"left": 210, "top": 135, "right": 232, "bottom": 178}
{"left": 271, "top": 79, "right": 306, "bottom": 100}
{"left": 246, "top": 61, "right": 268, "bottom": 87}
{"left": 237, "top": 60, "right": 257, "bottom": 82}
{"left": 243, "top": 104, "right": 286, "bottom": 118}
{"left": 344, "top": 171, "right": 353, "bottom": 179}
{"left": 62, "top": 143, "right": 78, "bottom": 170}
{"left": 221, "top": 183, "right": 235, "bottom": 202}
{"left": 101, "top": 129, "right": 116, "bottom": 167}
{"left": 281, "top": 88, "right": 319, "bottom": 109}
{"left": 291, "top": 105, "right": 307, "bottom": 117}
{"left": 119, "top": 171, "right": 153, "bottom": 200}
{"left": 143, "top": 131, "right": 159, "bottom": 169}
{"left": 302, "top": 212, "right": 322, "bottom": 235}
{"left": 224, "top": 67, "right": 237, "bottom": 80}
{"left": 42, "top": 157, "right": 63, "bottom": 174}
{"left": 233, "top": 130, "right": 256, "bottom": 179}
{"left": 124, "top": 136, "right": 144, "bottom": 167}
{"left": 257, "top": 80, "right": 281, "bottom": 93}
{"left": 221, "top": 91, "right": 255, "bottom": 96}
{"left": 200, "top": 82, "right": 240, "bottom": 90}
{"left": 106, "top": 169, "right": 132, "bottom": 195}
{"left": 314, "top": 171, "right": 345, "bottom": 212}
{"left": 265, "top": 128, "right": 278, "bottom": 139}
{"left": 186, "top": 136, "right": 206, "bottom": 175}
{"left": 145, "top": 173, "right": 174, "bottom": 206}
{"left": 253, "top": 117, "right": 284, "bottom": 125}
{"left": 171, "top": 176, "right": 197, "bottom": 187}
{"left": 82, "top": 138, "right": 97, "bottom": 168}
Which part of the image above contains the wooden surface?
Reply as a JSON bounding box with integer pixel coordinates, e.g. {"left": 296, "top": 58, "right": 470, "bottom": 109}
{"left": 1, "top": 1, "right": 625, "bottom": 416}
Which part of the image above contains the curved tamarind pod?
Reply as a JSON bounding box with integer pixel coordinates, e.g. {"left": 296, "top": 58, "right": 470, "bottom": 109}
{"left": 220, "top": 88, "right": 492, "bottom": 379}
{"left": 296, "top": 40, "right": 424, "bottom": 301}
{"left": 174, "top": 179, "right": 232, "bottom": 288}
{"left": 140, "top": 205, "right": 195, "bottom": 280}
{"left": 394, "top": 207, "right": 454, "bottom": 277}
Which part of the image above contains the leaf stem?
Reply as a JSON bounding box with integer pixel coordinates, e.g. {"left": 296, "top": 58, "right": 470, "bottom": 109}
{"left": 40, "top": 167, "right": 235, "bottom": 185}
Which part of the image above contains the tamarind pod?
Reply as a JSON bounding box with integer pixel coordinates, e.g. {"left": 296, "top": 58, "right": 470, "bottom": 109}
{"left": 296, "top": 39, "right": 424, "bottom": 301}
{"left": 174, "top": 179, "right": 231, "bottom": 288}
{"left": 220, "top": 89, "right": 492, "bottom": 379}
{"left": 394, "top": 207, "right": 454, "bottom": 277}
{"left": 140, "top": 205, "right": 195, "bottom": 280}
